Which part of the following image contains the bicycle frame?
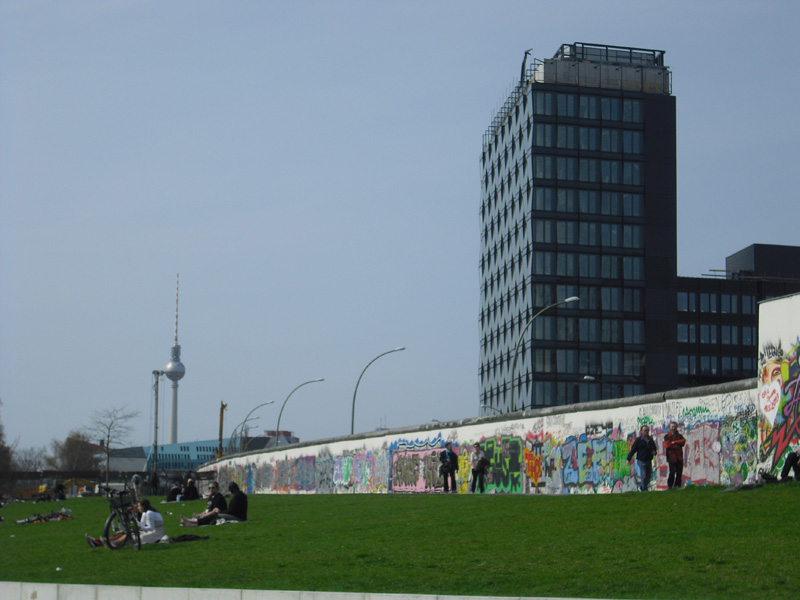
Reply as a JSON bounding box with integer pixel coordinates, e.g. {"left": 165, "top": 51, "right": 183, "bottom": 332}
{"left": 101, "top": 485, "right": 141, "bottom": 551}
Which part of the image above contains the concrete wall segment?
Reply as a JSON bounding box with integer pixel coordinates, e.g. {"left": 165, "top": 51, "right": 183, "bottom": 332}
{"left": 197, "top": 376, "right": 793, "bottom": 496}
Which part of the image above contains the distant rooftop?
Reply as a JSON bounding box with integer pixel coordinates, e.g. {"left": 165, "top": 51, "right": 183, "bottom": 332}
{"left": 553, "top": 42, "right": 666, "bottom": 67}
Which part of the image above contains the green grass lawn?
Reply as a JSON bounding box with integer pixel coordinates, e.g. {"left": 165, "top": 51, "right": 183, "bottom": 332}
{"left": 1, "top": 484, "right": 798, "bottom": 599}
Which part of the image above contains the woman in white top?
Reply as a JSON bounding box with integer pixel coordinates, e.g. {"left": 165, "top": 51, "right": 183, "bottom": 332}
{"left": 85, "top": 498, "right": 165, "bottom": 548}
{"left": 136, "top": 499, "right": 165, "bottom": 544}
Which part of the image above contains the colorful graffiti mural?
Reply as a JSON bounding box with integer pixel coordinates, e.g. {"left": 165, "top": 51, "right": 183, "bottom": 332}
{"left": 759, "top": 338, "right": 800, "bottom": 475}
{"left": 200, "top": 381, "right": 792, "bottom": 496}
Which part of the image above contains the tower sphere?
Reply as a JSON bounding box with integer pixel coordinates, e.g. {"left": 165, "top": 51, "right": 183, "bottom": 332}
{"left": 165, "top": 344, "right": 185, "bottom": 381}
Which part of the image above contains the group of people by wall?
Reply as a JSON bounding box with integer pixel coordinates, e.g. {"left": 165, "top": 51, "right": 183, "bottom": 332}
{"left": 438, "top": 441, "right": 494, "bottom": 493}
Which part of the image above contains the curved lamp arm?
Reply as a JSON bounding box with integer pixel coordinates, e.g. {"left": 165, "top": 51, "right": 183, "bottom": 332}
{"left": 274, "top": 378, "right": 324, "bottom": 447}
{"left": 509, "top": 297, "right": 579, "bottom": 411}
{"left": 351, "top": 347, "right": 405, "bottom": 435}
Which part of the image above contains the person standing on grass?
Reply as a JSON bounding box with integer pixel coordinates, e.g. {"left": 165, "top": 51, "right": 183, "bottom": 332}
{"left": 779, "top": 449, "right": 800, "bottom": 481}
{"left": 470, "top": 442, "right": 487, "bottom": 494}
{"left": 440, "top": 441, "right": 459, "bottom": 493}
{"left": 664, "top": 421, "right": 687, "bottom": 489}
{"left": 627, "top": 425, "right": 657, "bottom": 492}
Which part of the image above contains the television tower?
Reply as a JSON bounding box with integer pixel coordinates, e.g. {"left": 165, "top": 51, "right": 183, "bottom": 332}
{"left": 165, "top": 274, "right": 185, "bottom": 444}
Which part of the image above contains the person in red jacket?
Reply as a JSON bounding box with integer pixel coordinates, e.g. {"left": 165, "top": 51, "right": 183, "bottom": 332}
{"left": 664, "top": 422, "right": 687, "bottom": 489}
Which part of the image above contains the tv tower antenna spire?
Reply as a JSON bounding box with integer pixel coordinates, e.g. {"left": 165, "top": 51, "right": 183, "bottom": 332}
{"left": 165, "top": 274, "right": 185, "bottom": 444}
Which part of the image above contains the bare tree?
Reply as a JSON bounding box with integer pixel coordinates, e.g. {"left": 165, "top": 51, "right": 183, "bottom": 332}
{"left": 45, "top": 430, "right": 100, "bottom": 472}
{"left": 13, "top": 446, "right": 48, "bottom": 472}
{"left": 87, "top": 407, "right": 139, "bottom": 485}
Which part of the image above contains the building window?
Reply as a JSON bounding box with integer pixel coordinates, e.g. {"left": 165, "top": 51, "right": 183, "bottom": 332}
{"left": 534, "top": 155, "right": 554, "bottom": 179}
{"left": 601, "top": 97, "right": 620, "bottom": 121}
{"left": 623, "top": 130, "right": 643, "bottom": 154}
{"left": 623, "top": 99, "right": 643, "bottom": 123}
{"left": 580, "top": 190, "right": 599, "bottom": 214}
{"left": 534, "top": 187, "right": 555, "bottom": 210}
{"left": 602, "top": 255, "right": 620, "bottom": 279}
{"left": 623, "top": 256, "right": 644, "bottom": 280}
{"left": 579, "top": 95, "right": 599, "bottom": 119}
{"left": 534, "top": 92, "right": 555, "bottom": 115}
{"left": 602, "top": 351, "right": 622, "bottom": 374}
{"left": 579, "top": 158, "right": 599, "bottom": 182}
{"left": 624, "top": 321, "right": 645, "bottom": 344}
{"left": 601, "top": 129, "right": 620, "bottom": 152}
{"left": 622, "top": 193, "right": 643, "bottom": 216}
{"left": 602, "top": 320, "right": 620, "bottom": 343}
{"left": 700, "top": 324, "right": 717, "bottom": 344}
{"left": 700, "top": 356, "right": 718, "bottom": 375}
{"left": 602, "top": 287, "right": 622, "bottom": 311}
{"left": 535, "top": 123, "right": 554, "bottom": 147}
{"left": 579, "top": 127, "right": 599, "bottom": 150}
{"left": 623, "top": 162, "right": 642, "bottom": 185}
{"left": 557, "top": 125, "right": 577, "bottom": 148}
{"left": 623, "top": 288, "right": 642, "bottom": 312}
{"left": 580, "top": 318, "right": 601, "bottom": 342}
{"left": 624, "top": 352, "right": 644, "bottom": 375}
{"left": 623, "top": 225, "right": 642, "bottom": 248}
{"left": 722, "top": 356, "right": 739, "bottom": 375}
{"left": 742, "top": 295, "right": 756, "bottom": 315}
{"left": 579, "top": 223, "right": 598, "bottom": 246}
{"left": 557, "top": 93, "right": 577, "bottom": 117}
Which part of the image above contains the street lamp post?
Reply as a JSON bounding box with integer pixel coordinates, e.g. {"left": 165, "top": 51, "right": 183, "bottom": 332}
{"left": 351, "top": 347, "right": 406, "bottom": 435}
{"left": 509, "top": 296, "right": 580, "bottom": 411}
{"left": 230, "top": 400, "right": 275, "bottom": 454}
{"left": 274, "top": 378, "right": 325, "bottom": 447}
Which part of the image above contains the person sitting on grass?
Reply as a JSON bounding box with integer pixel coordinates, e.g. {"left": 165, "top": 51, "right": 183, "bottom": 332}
{"left": 182, "top": 478, "right": 200, "bottom": 500}
{"left": 85, "top": 499, "right": 164, "bottom": 548}
{"left": 178, "top": 481, "right": 226, "bottom": 526}
{"left": 180, "top": 482, "right": 247, "bottom": 527}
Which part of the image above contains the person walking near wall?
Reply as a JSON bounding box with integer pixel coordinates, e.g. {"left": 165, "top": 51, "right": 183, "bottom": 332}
{"left": 780, "top": 449, "right": 800, "bottom": 481}
{"left": 664, "top": 422, "right": 686, "bottom": 489}
{"left": 470, "top": 442, "right": 487, "bottom": 494}
{"left": 439, "top": 441, "right": 459, "bottom": 493}
{"left": 627, "top": 426, "right": 657, "bottom": 492}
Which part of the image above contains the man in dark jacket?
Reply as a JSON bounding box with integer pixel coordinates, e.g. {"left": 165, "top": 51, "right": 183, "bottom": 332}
{"left": 664, "top": 422, "right": 687, "bottom": 489}
{"left": 627, "top": 425, "right": 658, "bottom": 492}
{"left": 439, "top": 442, "right": 459, "bottom": 493}
{"left": 180, "top": 481, "right": 227, "bottom": 526}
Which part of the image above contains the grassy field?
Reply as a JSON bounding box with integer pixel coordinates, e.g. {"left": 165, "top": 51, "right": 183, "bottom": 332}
{"left": 0, "top": 484, "right": 797, "bottom": 599}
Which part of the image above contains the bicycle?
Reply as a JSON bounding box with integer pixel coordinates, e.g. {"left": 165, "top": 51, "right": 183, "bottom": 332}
{"left": 101, "top": 485, "right": 141, "bottom": 551}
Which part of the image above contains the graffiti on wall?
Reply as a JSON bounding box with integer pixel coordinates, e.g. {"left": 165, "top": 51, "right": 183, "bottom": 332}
{"left": 759, "top": 338, "right": 800, "bottom": 474}
{"left": 202, "top": 384, "right": 776, "bottom": 495}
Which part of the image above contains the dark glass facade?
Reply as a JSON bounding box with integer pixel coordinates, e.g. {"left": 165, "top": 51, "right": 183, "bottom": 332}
{"left": 479, "top": 44, "right": 800, "bottom": 416}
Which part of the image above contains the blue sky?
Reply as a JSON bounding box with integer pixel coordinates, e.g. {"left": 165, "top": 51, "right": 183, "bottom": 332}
{"left": 2, "top": 1, "right": 798, "bottom": 453}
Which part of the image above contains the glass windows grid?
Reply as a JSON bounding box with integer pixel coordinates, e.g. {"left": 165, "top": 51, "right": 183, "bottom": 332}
{"left": 533, "top": 251, "right": 644, "bottom": 280}
{"left": 534, "top": 188, "right": 643, "bottom": 217}
{"left": 534, "top": 156, "right": 643, "bottom": 184}
{"left": 534, "top": 92, "right": 644, "bottom": 123}
{"left": 535, "top": 123, "right": 643, "bottom": 154}
{"left": 533, "top": 219, "right": 642, "bottom": 249}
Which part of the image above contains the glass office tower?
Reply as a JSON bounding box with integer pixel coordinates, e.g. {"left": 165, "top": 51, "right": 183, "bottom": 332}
{"left": 479, "top": 43, "right": 677, "bottom": 414}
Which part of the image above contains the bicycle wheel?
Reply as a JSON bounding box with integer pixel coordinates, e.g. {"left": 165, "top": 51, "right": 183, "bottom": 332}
{"left": 102, "top": 510, "right": 130, "bottom": 550}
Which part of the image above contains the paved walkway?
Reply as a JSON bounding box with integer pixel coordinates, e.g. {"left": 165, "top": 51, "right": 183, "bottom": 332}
{"left": 1, "top": 582, "right": 609, "bottom": 600}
